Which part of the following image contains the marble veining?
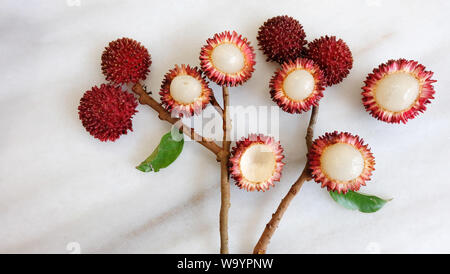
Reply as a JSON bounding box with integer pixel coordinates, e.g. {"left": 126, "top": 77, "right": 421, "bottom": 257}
{"left": 1, "top": 0, "right": 450, "bottom": 253}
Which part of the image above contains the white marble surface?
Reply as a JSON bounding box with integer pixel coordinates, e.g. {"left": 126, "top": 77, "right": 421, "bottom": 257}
{"left": 1, "top": 0, "right": 450, "bottom": 254}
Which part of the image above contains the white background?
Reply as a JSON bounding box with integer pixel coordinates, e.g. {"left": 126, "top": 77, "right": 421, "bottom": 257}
{"left": 1, "top": 0, "right": 449, "bottom": 254}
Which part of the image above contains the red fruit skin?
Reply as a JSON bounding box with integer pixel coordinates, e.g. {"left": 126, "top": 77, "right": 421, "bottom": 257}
{"left": 305, "top": 36, "right": 353, "bottom": 86}
{"left": 257, "top": 15, "right": 307, "bottom": 64}
{"left": 362, "top": 59, "right": 436, "bottom": 124}
{"left": 101, "top": 37, "right": 151, "bottom": 85}
{"left": 200, "top": 31, "right": 256, "bottom": 87}
{"left": 78, "top": 84, "right": 138, "bottom": 142}
{"left": 308, "top": 131, "right": 375, "bottom": 194}
{"left": 229, "top": 134, "right": 285, "bottom": 192}
{"left": 270, "top": 58, "right": 325, "bottom": 114}
{"left": 159, "top": 64, "right": 213, "bottom": 118}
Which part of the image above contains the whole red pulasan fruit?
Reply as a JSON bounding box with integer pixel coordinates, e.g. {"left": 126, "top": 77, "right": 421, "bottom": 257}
{"left": 78, "top": 84, "right": 138, "bottom": 142}
{"left": 305, "top": 36, "right": 353, "bottom": 86}
{"left": 257, "top": 15, "right": 307, "bottom": 64}
{"left": 101, "top": 37, "right": 151, "bottom": 85}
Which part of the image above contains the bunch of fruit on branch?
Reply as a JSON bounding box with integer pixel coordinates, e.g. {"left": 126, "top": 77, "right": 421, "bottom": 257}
{"left": 77, "top": 15, "right": 436, "bottom": 253}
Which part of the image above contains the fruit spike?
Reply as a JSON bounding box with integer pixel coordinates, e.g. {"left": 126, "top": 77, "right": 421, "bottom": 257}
{"left": 305, "top": 36, "right": 353, "bottom": 86}
{"left": 257, "top": 15, "right": 307, "bottom": 64}
{"left": 101, "top": 37, "right": 151, "bottom": 85}
{"left": 78, "top": 84, "right": 137, "bottom": 142}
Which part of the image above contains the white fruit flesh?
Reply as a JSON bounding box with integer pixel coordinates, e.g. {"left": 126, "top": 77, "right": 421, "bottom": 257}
{"left": 374, "top": 72, "right": 420, "bottom": 112}
{"left": 240, "top": 144, "right": 276, "bottom": 183}
{"left": 320, "top": 143, "right": 364, "bottom": 182}
{"left": 211, "top": 43, "right": 245, "bottom": 74}
{"left": 283, "top": 69, "right": 315, "bottom": 101}
{"left": 170, "top": 75, "right": 202, "bottom": 104}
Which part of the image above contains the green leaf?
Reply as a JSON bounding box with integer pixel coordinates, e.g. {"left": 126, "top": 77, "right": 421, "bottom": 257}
{"left": 136, "top": 130, "right": 184, "bottom": 172}
{"left": 329, "top": 190, "right": 390, "bottom": 213}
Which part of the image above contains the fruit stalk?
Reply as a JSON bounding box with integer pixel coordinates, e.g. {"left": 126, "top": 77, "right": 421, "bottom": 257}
{"left": 253, "top": 105, "right": 318, "bottom": 254}
{"left": 219, "top": 86, "right": 231, "bottom": 254}
{"left": 210, "top": 93, "right": 224, "bottom": 117}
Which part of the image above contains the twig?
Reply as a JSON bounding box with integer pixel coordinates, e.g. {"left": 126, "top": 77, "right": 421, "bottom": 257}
{"left": 210, "top": 93, "right": 224, "bottom": 117}
{"left": 132, "top": 83, "right": 222, "bottom": 157}
{"left": 219, "top": 86, "right": 231, "bottom": 254}
{"left": 253, "top": 105, "right": 319, "bottom": 254}
{"left": 305, "top": 105, "right": 319, "bottom": 154}
{"left": 133, "top": 82, "right": 231, "bottom": 253}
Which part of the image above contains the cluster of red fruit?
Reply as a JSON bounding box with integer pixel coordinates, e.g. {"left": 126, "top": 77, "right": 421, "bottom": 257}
{"left": 78, "top": 38, "right": 151, "bottom": 141}
{"left": 257, "top": 15, "right": 436, "bottom": 122}
{"left": 228, "top": 15, "right": 436, "bottom": 193}
{"left": 78, "top": 15, "right": 436, "bottom": 194}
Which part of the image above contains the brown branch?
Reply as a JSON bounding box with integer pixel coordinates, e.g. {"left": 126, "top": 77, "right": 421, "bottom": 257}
{"left": 133, "top": 82, "right": 231, "bottom": 253}
{"left": 305, "top": 105, "right": 319, "bottom": 154}
{"left": 253, "top": 105, "right": 319, "bottom": 254}
{"left": 210, "top": 93, "right": 224, "bottom": 117}
{"left": 219, "top": 86, "right": 231, "bottom": 254}
{"left": 132, "top": 83, "right": 222, "bottom": 157}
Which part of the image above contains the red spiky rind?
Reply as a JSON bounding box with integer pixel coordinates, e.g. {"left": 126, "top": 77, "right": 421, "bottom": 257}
{"left": 305, "top": 36, "right": 353, "bottom": 86}
{"left": 362, "top": 59, "right": 436, "bottom": 124}
{"left": 270, "top": 58, "right": 325, "bottom": 114}
{"left": 229, "top": 134, "right": 285, "bottom": 192}
{"left": 200, "top": 31, "right": 256, "bottom": 86}
{"left": 78, "top": 84, "right": 138, "bottom": 142}
{"left": 307, "top": 131, "right": 375, "bottom": 194}
{"left": 101, "top": 37, "right": 151, "bottom": 85}
{"left": 257, "top": 15, "right": 307, "bottom": 64}
{"left": 159, "top": 64, "right": 213, "bottom": 118}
